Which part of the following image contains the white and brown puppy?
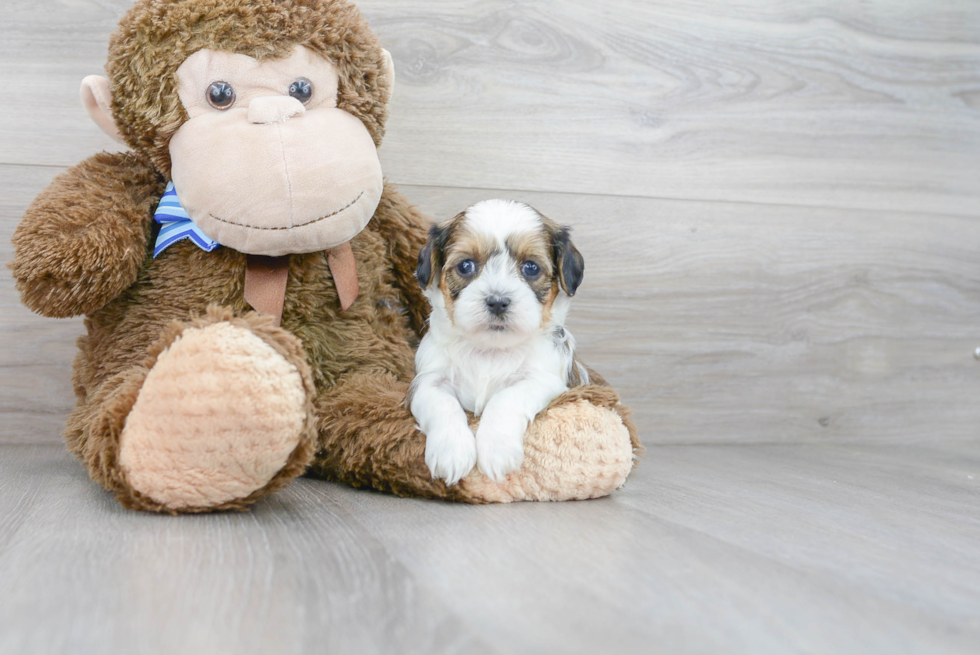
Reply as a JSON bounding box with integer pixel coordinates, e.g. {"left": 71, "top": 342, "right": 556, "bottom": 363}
{"left": 410, "top": 200, "right": 588, "bottom": 484}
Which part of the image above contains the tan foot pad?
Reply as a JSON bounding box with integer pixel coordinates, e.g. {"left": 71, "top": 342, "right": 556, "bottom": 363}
{"left": 460, "top": 400, "right": 635, "bottom": 503}
{"left": 119, "top": 322, "right": 307, "bottom": 510}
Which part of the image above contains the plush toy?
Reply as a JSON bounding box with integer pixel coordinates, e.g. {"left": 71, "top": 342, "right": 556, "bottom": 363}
{"left": 9, "top": 0, "right": 640, "bottom": 513}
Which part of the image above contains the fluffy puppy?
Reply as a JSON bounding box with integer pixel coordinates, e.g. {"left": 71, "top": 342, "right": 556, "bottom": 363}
{"left": 410, "top": 200, "right": 588, "bottom": 484}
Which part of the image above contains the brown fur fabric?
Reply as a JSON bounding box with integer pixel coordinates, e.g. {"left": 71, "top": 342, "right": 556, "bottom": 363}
{"left": 309, "top": 371, "right": 465, "bottom": 501}
{"left": 10, "top": 0, "right": 640, "bottom": 512}
{"left": 10, "top": 152, "right": 163, "bottom": 318}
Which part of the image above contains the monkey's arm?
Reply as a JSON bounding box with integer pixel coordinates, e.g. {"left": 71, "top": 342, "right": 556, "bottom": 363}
{"left": 10, "top": 152, "right": 164, "bottom": 318}
{"left": 372, "top": 183, "right": 432, "bottom": 338}
{"left": 309, "top": 370, "right": 641, "bottom": 503}
{"left": 309, "top": 371, "right": 465, "bottom": 500}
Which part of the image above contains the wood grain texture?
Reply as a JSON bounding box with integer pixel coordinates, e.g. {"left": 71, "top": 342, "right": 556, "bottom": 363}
{"left": 3, "top": 166, "right": 979, "bottom": 445}
{"left": 1, "top": 1, "right": 979, "bottom": 214}
{"left": 0, "top": 165, "right": 78, "bottom": 445}
{"left": 0, "top": 443, "right": 977, "bottom": 655}
{"left": 369, "top": 0, "right": 980, "bottom": 215}
{"left": 0, "top": 445, "right": 496, "bottom": 655}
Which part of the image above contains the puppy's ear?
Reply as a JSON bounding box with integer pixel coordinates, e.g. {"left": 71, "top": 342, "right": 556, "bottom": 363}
{"left": 553, "top": 226, "right": 585, "bottom": 296}
{"left": 417, "top": 222, "right": 453, "bottom": 289}
{"left": 416, "top": 242, "right": 434, "bottom": 289}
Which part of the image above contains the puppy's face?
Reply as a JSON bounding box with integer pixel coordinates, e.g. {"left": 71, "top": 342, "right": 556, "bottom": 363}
{"left": 417, "top": 200, "right": 584, "bottom": 347}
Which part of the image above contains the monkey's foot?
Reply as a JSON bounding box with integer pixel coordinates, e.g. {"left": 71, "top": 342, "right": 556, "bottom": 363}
{"left": 459, "top": 387, "right": 639, "bottom": 503}
{"left": 117, "top": 310, "right": 316, "bottom": 512}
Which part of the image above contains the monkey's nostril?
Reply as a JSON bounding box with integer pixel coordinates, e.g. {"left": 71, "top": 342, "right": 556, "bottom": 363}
{"left": 486, "top": 296, "right": 510, "bottom": 316}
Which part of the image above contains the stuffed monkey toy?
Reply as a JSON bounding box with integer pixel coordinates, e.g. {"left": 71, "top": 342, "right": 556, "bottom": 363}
{"left": 9, "top": 0, "right": 640, "bottom": 513}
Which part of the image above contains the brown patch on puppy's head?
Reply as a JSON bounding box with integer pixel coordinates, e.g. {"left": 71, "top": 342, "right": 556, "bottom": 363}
{"left": 505, "top": 229, "right": 556, "bottom": 302}
{"left": 418, "top": 212, "right": 503, "bottom": 325}
{"left": 441, "top": 230, "right": 498, "bottom": 300}
{"left": 505, "top": 226, "right": 559, "bottom": 327}
{"left": 507, "top": 212, "right": 584, "bottom": 327}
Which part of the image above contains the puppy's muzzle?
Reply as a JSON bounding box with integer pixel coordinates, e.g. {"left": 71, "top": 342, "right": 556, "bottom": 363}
{"left": 485, "top": 296, "right": 511, "bottom": 317}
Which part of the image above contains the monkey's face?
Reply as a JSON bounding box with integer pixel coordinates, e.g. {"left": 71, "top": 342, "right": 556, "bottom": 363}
{"left": 167, "top": 46, "right": 383, "bottom": 256}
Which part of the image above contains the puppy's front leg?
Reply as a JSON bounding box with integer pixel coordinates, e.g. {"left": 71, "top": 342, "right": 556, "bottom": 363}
{"left": 410, "top": 375, "right": 477, "bottom": 486}
{"left": 476, "top": 376, "right": 568, "bottom": 482}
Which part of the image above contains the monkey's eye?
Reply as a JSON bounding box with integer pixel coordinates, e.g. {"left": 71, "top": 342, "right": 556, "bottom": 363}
{"left": 521, "top": 261, "right": 541, "bottom": 280}
{"left": 206, "top": 81, "right": 236, "bottom": 109}
{"left": 456, "top": 260, "right": 477, "bottom": 277}
{"left": 288, "top": 78, "right": 313, "bottom": 104}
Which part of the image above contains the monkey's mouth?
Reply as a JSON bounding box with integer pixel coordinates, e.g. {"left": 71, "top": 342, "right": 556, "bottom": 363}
{"left": 208, "top": 191, "right": 364, "bottom": 230}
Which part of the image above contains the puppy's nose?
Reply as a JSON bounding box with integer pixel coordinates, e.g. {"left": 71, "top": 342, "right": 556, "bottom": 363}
{"left": 486, "top": 296, "right": 511, "bottom": 316}
{"left": 248, "top": 96, "right": 306, "bottom": 124}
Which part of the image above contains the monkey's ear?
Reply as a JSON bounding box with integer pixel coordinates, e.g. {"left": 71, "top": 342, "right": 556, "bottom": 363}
{"left": 381, "top": 49, "right": 396, "bottom": 102}
{"left": 80, "top": 76, "right": 126, "bottom": 145}
{"left": 382, "top": 49, "right": 395, "bottom": 88}
{"left": 553, "top": 227, "right": 585, "bottom": 296}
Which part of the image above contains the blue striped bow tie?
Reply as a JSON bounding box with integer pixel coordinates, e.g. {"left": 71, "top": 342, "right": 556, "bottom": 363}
{"left": 153, "top": 182, "right": 220, "bottom": 258}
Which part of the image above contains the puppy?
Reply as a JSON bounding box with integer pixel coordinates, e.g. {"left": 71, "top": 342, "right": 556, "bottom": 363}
{"left": 410, "top": 200, "right": 588, "bottom": 484}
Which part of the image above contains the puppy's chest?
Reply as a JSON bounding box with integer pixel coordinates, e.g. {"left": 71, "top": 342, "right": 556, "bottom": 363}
{"left": 448, "top": 342, "right": 563, "bottom": 415}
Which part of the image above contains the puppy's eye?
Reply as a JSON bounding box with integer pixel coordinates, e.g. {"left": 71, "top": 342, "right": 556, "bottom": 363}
{"left": 521, "top": 261, "right": 541, "bottom": 280}
{"left": 289, "top": 78, "right": 313, "bottom": 104}
{"left": 456, "top": 260, "right": 477, "bottom": 277}
{"left": 207, "top": 81, "right": 236, "bottom": 109}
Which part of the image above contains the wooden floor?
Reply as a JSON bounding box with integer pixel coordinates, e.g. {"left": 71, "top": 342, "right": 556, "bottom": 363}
{"left": 1, "top": 1, "right": 979, "bottom": 653}
{"left": 1, "top": 442, "right": 978, "bottom": 655}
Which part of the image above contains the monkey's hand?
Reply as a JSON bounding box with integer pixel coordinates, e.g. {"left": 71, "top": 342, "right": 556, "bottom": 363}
{"left": 10, "top": 152, "right": 163, "bottom": 318}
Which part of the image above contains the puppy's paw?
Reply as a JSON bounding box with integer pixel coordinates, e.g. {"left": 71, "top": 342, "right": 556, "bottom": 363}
{"left": 476, "top": 412, "right": 527, "bottom": 482}
{"left": 424, "top": 423, "right": 477, "bottom": 487}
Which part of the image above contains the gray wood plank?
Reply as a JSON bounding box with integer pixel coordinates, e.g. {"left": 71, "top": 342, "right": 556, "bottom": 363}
{"left": 1, "top": 1, "right": 979, "bottom": 214}
{"left": 621, "top": 443, "right": 980, "bottom": 622}
{"left": 1, "top": 442, "right": 977, "bottom": 655}
{"left": 369, "top": 0, "right": 980, "bottom": 215}
{"left": 3, "top": 165, "right": 979, "bottom": 445}
{"left": 323, "top": 442, "right": 980, "bottom": 655}
{"left": 0, "top": 165, "right": 78, "bottom": 445}
{"left": 0, "top": 444, "right": 497, "bottom": 655}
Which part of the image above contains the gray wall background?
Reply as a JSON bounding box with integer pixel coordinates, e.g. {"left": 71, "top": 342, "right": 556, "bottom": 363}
{"left": 2, "top": 0, "right": 978, "bottom": 445}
